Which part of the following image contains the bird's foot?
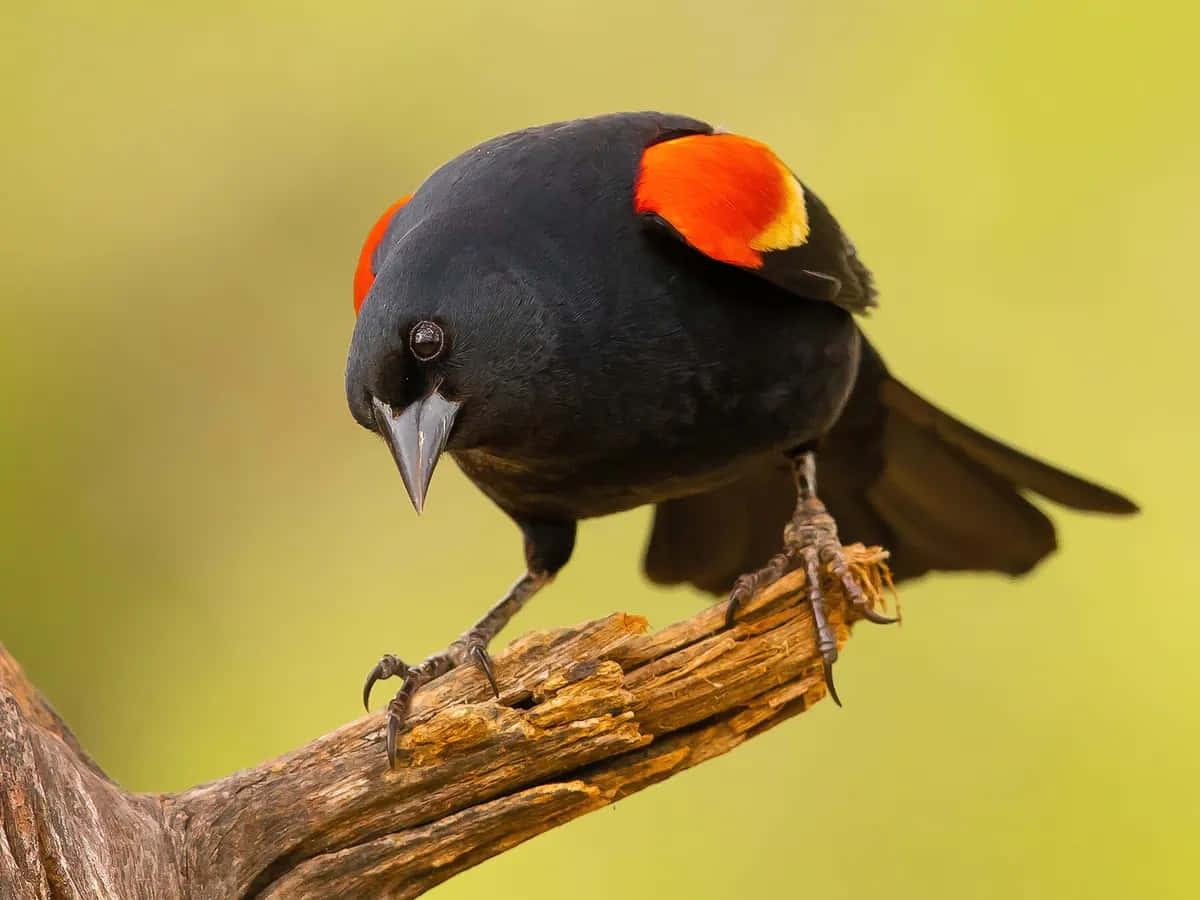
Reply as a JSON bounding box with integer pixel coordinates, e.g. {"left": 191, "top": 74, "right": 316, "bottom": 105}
{"left": 361, "top": 572, "right": 549, "bottom": 768}
{"left": 362, "top": 631, "right": 499, "bottom": 768}
{"left": 725, "top": 495, "right": 896, "bottom": 705}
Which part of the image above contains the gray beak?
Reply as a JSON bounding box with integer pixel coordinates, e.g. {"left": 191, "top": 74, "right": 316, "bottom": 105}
{"left": 371, "top": 390, "right": 462, "bottom": 514}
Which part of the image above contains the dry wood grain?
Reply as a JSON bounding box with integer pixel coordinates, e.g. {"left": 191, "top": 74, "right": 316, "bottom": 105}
{"left": 0, "top": 545, "right": 892, "bottom": 899}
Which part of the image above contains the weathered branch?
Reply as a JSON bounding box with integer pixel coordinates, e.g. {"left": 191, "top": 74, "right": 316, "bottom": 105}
{"left": 0, "top": 545, "right": 892, "bottom": 899}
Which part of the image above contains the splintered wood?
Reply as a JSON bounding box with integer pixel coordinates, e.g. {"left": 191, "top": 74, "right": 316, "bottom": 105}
{"left": 0, "top": 545, "right": 893, "bottom": 900}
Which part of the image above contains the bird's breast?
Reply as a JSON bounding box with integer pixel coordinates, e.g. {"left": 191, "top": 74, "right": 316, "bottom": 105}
{"left": 452, "top": 302, "right": 862, "bottom": 521}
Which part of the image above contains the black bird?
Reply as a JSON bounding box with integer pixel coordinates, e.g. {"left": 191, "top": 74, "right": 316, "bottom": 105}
{"left": 346, "top": 111, "right": 1137, "bottom": 765}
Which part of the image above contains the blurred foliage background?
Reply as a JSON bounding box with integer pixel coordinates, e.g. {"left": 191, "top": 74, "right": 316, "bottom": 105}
{"left": 2, "top": 1, "right": 1197, "bottom": 897}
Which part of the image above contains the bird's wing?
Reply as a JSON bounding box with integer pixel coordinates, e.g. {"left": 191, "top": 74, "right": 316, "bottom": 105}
{"left": 644, "top": 335, "right": 1137, "bottom": 591}
{"left": 633, "top": 132, "right": 876, "bottom": 314}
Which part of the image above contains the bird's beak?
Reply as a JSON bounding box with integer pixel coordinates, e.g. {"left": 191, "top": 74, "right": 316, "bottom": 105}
{"left": 371, "top": 390, "right": 462, "bottom": 514}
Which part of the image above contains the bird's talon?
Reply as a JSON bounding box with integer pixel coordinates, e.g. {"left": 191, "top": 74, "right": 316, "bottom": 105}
{"left": 385, "top": 712, "right": 400, "bottom": 769}
{"left": 725, "top": 552, "right": 793, "bottom": 629}
{"left": 362, "top": 671, "right": 378, "bottom": 712}
{"left": 384, "top": 690, "right": 414, "bottom": 769}
{"left": 725, "top": 582, "right": 750, "bottom": 628}
{"left": 469, "top": 644, "right": 500, "bottom": 697}
{"left": 362, "top": 654, "right": 407, "bottom": 711}
{"left": 824, "top": 662, "right": 842, "bottom": 707}
{"left": 359, "top": 575, "right": 553, "bottom": 766}
{"left": 834, "top": 569, "right": 896, "bottom": 624}
{"left": 859, "top": 605, "right": 898, "bottom": 625}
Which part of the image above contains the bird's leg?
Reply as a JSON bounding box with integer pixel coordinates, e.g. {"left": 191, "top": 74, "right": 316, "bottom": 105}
{"left": 725, "top": 450, "right": 895, "bottom": 705}
{"left": 362, "top": 519, "right": 575, "bottom": 767}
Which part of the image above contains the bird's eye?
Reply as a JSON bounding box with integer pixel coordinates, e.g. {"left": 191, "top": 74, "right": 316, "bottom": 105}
{"left": 409, "top": 320, "right": 445, "bottom": 361}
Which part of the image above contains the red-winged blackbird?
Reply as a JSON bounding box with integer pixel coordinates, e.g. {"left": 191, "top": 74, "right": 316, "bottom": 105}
{"left": 346, "top": 112, "right": 1136, "bottom": 765}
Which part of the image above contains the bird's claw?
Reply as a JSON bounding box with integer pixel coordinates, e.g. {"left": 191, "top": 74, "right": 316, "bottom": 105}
{"left": 827, "top": 556, "right": 897, "bottom": 626}
{"left": 385, "top": 694, "right": 411, "bottom": 769}
{"left": 468, "top": 643, "right": 500, "bottom": 698}
{"left": 377, "top": 658, "right": 444, "bottom": 770}
{"left": 823, "top": 659, "right": 842, "bottom": 707}
{"left": 725, "top": 552, "right": 791, "bottom": 628}
{"left": 727, "top": 495, "right": 895, "bottom": 707}
{"left": 800, "top": 518, "right": 900, "bottom": 705}
{"left": 858, "top": 604, "right": 898, "bottom": 625}
{"left": 363, "top": 637, "right": 502, "bottom": 768}
{"left": 725, "top": 579, "right": 752, "bottom": 629}
{"left": 363, "top": 653, "right": 408, "bottom": 711}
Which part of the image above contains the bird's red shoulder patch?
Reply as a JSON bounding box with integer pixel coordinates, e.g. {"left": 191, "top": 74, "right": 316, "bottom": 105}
{"left": 633, "top": 133, "right": 809, "bottom": 269}
{"left": 353, "top": 195, "right": 412, "bottom": 314}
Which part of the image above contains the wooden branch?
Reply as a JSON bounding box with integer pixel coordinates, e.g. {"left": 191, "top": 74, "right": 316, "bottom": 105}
{"left": 0, "top": 545, "right": 893, "bottom": 900}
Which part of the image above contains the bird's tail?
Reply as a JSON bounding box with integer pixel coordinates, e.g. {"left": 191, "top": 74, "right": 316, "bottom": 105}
{"left": 643, "top": 336, "right": 1137, "bottom": 591}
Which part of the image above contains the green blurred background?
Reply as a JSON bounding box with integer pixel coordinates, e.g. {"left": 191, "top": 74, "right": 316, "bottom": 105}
{"left": 3, "top": 1, "right": 1197, "bottom": 897}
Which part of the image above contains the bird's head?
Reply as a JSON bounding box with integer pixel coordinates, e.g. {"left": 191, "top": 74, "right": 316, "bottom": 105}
{"left": 345, "top": 192, "right": 561, "bottom": 514}
{"left": 344, "top": 112, "right": 724, "bottom": 514}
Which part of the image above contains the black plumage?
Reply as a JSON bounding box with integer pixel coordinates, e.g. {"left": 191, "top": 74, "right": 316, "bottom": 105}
{"left": 345, "top": 111, "right": 1136, "bottom": 764}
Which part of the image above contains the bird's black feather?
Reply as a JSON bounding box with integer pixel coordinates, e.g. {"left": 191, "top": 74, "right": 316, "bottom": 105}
{"left": 346, "top": 110, "right": 1135, "bottom": 597}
